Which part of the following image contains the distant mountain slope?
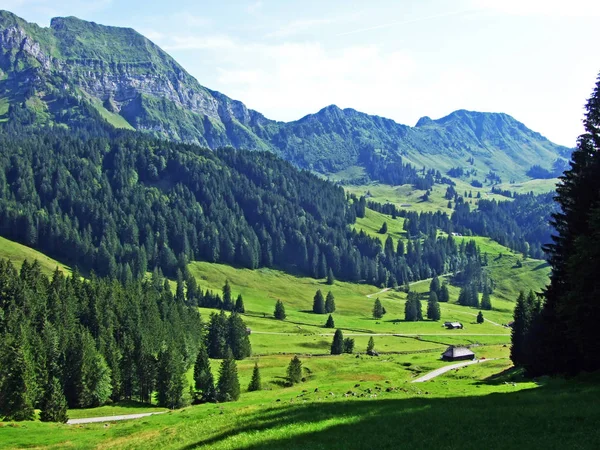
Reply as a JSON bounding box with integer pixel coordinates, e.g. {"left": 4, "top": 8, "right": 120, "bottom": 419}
{"left": 0, "top": 10, "right": 571, "bottom": 181}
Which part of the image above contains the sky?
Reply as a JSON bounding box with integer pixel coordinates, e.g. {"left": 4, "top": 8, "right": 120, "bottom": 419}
{"left": 2, "top": 0, "right": 599, "bottom": 146}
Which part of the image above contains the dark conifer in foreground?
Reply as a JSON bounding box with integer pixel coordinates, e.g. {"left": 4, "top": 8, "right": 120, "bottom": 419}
{"left": 223, "top": 280, "right": 233, "bottom": 311}
{"left": 274, "top": 300, "right": 286, "bottom": 320}
{"left": 39, "top": 377, "right": 68, "bottom": 423}
{"left": 0, "top": 338, "right": 35, "bottom": 421}
{"left": 439, "top": 282, "right": 450, "bottom": 303}
{"left": 193, "top": 342, "right": 215, "bottom": 403}
{"left": 313, "top": 290, "right": 326, "bottom": 314}
{"left": 228, "top": 312, "right": 252, "bottom": 360}
{"left": 510, "top": 292, "right": 531, "bottom": 366}
{"left": 480, "top": 290, "right": 492, "bottom": 310}
{"left": 156, "top": 345, "right": 186, "bottom": 410}
{"left": 331, "top": 329, "right": 344, "bottom": 355}
{"left": 343, "top": 338, "right": 355, "bottom": 354}
{"left": 325, "top": 291, "right": 336, "bottom": 313}
{"left": 379, "top": 222, "right": 388, "bottom": 234}
{"left": 287, "top": 356, "right": 303, "bottom": 384}
{"left": 325, "top": 314, "right": 335, "bottom": 328}
{"left": 372, "top": 298, "right": 384, "bottom": 319}
{"left": 207, "top": 311, "right": 229, "bottom": 359}
{"left": 405, "top": 292, "right": 423, "bottom": 322}
{"left": 327, "top": 268, "right": 335, "bottom": 285}
{"left": 216, "top": 349, "right": 240, "bottom": 402}
{"left": 248, "top": 363, "right": 261, "bottom": 392}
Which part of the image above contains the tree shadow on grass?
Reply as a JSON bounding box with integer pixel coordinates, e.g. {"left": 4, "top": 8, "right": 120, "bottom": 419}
{"left": 179, "top": 379, "right": 600, "bottom": 450}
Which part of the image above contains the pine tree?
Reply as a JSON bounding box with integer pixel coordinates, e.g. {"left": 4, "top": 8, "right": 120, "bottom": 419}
{"left": 510, "top": 292, "right": 530, "bottom": 366}
{"left": 313, "top": 290, "right": 325, "bottom": 314}
{"left": 287, "top": 356, "right": 303, "bottom": 384}
{"left": 234, "top": 294, "right": 245, "bottom": 313}
{"left": 247, "top": 363, "right": 261, "bottom": 392}
{"left": 324, "top": 314, "right": 335, "bottom": 328}
{"left": 39, "top": 377, "right": 68, "bottom": 423}
{"left": 477, "top": 311, "right": 484, "bottom": 324}
{"left": 427, "top": 291, "right": 441, "bottom": 321}
{"left": 228, "top": 312, "right": 252, "bottom": 360}
{"left": 216, "top": 349, "right": 240, "bottom": 402}
{"left": 367, "top": 337, "right": 375, "bottom": 353}
{"left": 439, "top": 282, "right": 450, "bottom": 302}
{"left": 372, "top": 298, "right": 384, "bottom": 319}
{"left": 379, "top": 222, "right": 388, "bottom": 234}
{"left": 429, "top": 276, "right": 441, "bottom": 296}
{"left": 331, "top": 329, "right": 344, "bottom": 355}
{"left": 0, "top": 339, "right": 35, "bottom": 421}
{"left": 343, "top": 338, "right": 355, "bottom": 353}
{"left": 325, "top": 291, "right": 336, "bottom": 313}
{"left": 326, "top": 268, "right": 335, "bottom": 285}
{"left": 193, "top": 342, "right": 215, "bottom": 403}
{"left": 222, "top": 280, "right": 233, "bottom": 311}
{"left": 156, "top": 345, "right": 186, "bottom": 409}
{"left": 480, "top": 290, "right": 492, "bottom": 310}
{"left": 274, "top": 300, "right": 286, "bottom": 320}
{"left": 207, "top": 311, "right": 228, "bottom": 359}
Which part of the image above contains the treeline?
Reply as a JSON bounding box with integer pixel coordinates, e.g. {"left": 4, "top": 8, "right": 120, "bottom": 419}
{"left": 511, "top": 76, "right": 600, "bottom": 376}
{"left": 0, "top": 259, "right": 203, "bottom": 421}
{"left": 367, "top": 191, "right": 554, "bottom": 259}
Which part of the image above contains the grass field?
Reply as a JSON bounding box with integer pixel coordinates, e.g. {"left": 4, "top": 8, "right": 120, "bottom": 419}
{"left": 0, "top": 236, "right": 71, "bottom": 276}
{"left": 0, "top": 228, "right": 570, "bottom": 449}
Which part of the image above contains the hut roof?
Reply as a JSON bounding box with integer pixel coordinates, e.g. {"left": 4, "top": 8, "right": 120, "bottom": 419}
{"left": 442, "top": 346, "right": 474, "bottom": 359}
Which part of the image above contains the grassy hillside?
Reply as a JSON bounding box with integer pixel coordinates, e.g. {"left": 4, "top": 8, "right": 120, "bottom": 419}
{"left": 0, "top": 236, "right": 71, "bottom": 276}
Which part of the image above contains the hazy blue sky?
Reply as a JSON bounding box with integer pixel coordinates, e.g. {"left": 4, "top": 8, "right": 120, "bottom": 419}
{"left": 3, "top": 0, "right": 599, "bottom": 145}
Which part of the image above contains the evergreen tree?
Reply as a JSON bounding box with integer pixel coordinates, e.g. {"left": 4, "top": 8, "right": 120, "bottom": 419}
{"left": 343, "top": 338, "right": 355, "bottom": 354}
{"left": 0, "top": 339, "right": 35, "bottom": 421}
{"left": 39, "top": 377, "right": 68, "bottom": 423}
{"left": 287, "top": 356, "right": 303, "bottom": 384}
{"left": 247, "top": 363, "right": 261, "bottom": 392}
{"left": 193, "top": 342, "right": 215, "bottom": 403}
{"left": 324, "top": 314, "right": 335, "bottom": 328}
{"left": 326, "top": 268, "right": 335, "bottom": 285}
{"left": 405, "top": 292, "right": 423, "bottom": 322}
{"left": 379, "top": 222, "right": 388, "bottom": 234}
{"left": 207, "top": 311, "right": 228, "bottom": 359}
{"left": 367, "top": 337, "right": 375, "bottom": 353}
{"left": 274, "top": 300, "right": 286, "bottom": 320}
{"left": 439, "top": 282, "right": 450, "bottom": 303}
{"left": 510, "top": 292, "right": 531, "bottom": 366}
{"left": 372, "top": 298, "right": 384, "bottom": 319}
{"left": 313, "top": 290, "right": 326, "bottom": 314}
{"left": 234, "top": 294, "right": 245, "bottom": 313}
{"left": 156, "top": 345, "right": 186, "bottom": 409}
{"left": 480, "top": 290, "right": 492, "bottom": 310}
{"left": 429, "top": 276, "right": 441, "bottom": 296}
{"left": 477, "top": 311, "right": 484, "bottom": 324}
{"left": 228, "top": 312, "right": 252, "bottom": 360}
{"left": 427, "top": 292, "right": 441, "bottom": 321}
{"left": 216, "top": 349, "right": 240, "bottom": 402}
{"left": 325, "top": 291, "right": 336, "bottom": 313}
{"left": 222, "top": 280, "right": 233, "bottom": 311}
{"left": 331, "top": 329, "right": 344, "bottom": 355}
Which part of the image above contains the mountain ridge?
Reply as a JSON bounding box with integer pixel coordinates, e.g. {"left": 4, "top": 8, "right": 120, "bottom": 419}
{"left": 0, "top": 10, "right": 571, "bottom": 181}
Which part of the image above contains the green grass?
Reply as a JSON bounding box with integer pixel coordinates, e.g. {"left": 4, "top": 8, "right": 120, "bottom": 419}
{"left": 0, "top": 236, "right": 71, "bottom": 276}
{"left": 66, "top": 401, "right": 167, "bottom": 420}
{"left": 89, "top": 97, "right": 135, "bottom": 130}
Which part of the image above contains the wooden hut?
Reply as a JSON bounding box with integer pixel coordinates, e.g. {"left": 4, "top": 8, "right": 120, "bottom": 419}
{"left": 441, "top": 346, "right": 475, "bottom": 361}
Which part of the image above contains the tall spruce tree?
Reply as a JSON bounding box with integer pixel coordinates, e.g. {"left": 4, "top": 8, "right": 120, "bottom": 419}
{"left": 313, "top": 290, "right": 326, "bottom": 314}
{"left": 367, "top": 337, "right": 375, "bottom": 353}
{"left": 234, "top": 294, "right": 245, "bottom": 313}
{"left": 324, "top": 314, "right": 335, "bottom": 328}
{"left": 427, "top": 292, "right": 441, "bottom": 321}
{"left": 274, "top": 300, "right": 286, "bottom": 320}
{"left": 480, "top": 290, "right": 492, "bottom": 310}
{"left": 207, "top": 311, "right": 228, "bottom": 359}
{"left": 0, "top": 338, "right": 35, "bottom": 421}
{"left": 325, "top": 291, "right": 336, "bottom": 313}
{"left": 222, "top": 280, "right": 233, "bottom": 311}
{"left": 156, "top": 344, "right": 186, "bottom": 409}
{"left": 193, "top": 342, "right": 215, "bottom": 403}
{"left": 439, "top": 282, "right": 450, "bottom": 303}
{"left": 216, "top": 349, "right": 240, "bottom": 402}
{"left": 510, "top": 292, "right": 531, "bottom": 366}
{"left": 327, "top": 268, "right": 335, "bottom": 285}
{"left": 331, "top": 329, "right": 344, "bottom": 355}
{"left": 372, "top": 298, "right": 384, "bottom": 319}
{"left": 429, "top": 276, "right": 441, "bottom": 297}
{"left": 247, "top": 363, "right": 261, "bottom": 392}
{"left": 228, "top": 312, "right": 252, "bottom": 360}
{"left": 287, "top": 356, "right": 303, "bottom": 384}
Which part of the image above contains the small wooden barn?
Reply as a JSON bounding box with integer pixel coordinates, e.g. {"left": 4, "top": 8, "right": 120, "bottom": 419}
{"left": 441, "top": 346, "right": 475, "bottom": 362}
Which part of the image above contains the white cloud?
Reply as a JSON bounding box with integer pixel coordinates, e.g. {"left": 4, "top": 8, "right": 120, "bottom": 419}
{"left": 266, "top": 18, "right": 337, "bottom": 38}
{"left": 247, "top": 1, "right": 263, "bottom": 14}
{"left": 471, "top": 0, "right": 600, "bottom": 17}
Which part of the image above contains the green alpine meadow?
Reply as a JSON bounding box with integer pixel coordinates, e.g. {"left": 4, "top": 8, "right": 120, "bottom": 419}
{"left": 0, "top": 4, "right": 599, "bottom": 449}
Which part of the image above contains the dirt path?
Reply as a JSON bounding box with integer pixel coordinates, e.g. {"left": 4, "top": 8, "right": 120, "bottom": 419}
{"left": 67, "top": 411, "right": 166, "bottom": 425}
{"left": 366, "top": 287, "right": 391, "bottom": 298}
{"left": 411, "top": 358, "right": 500, "bottom": 383}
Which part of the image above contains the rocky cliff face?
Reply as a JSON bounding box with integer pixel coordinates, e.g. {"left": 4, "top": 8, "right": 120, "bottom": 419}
{"left": 0, "top": 10, "right": 571, "bottom": 181}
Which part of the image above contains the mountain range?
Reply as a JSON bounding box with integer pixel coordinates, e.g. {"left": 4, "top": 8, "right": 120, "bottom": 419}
{"left": 0, "top": 10, "right": 571, "bottom": 182}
